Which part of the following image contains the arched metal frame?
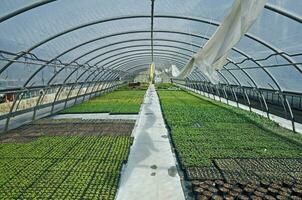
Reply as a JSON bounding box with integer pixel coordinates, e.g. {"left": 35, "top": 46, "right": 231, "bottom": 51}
{"left": 35, "top": 54, "right": 184, "bottom": 115}
{"left": 0, "top": 36, "right": 290, "bottom": 131}
{"left": 0, "top": 15, "right": 300, "bottom": 91}
{"left": 0, "top": 4, "right": 301, "bottom": 132}
{"left": 5, "top": 28, "right": 274, "bottom": 94}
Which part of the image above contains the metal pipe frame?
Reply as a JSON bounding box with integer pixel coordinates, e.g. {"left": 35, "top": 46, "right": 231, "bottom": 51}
{"left": 39, "top": 29, "right": 278, "bottom": 93}
{"left": 28, "top": 54, "right": 178, "bottom": 125}
{"left": 2, "top": 1, "right": 300, "bottom": 25}
{"left": 0, "top": 15, "right": 299, "bottom": 92}
{"left": 68, "top": 54, "right": 187, "bottom": 107}
{"left": 0, "top": 27, "right": 288, "bottom": 107}
{"left": 51, "top": 40, "right": 258, "bottom": 99}
{"left": 4, "top": 7, "right": 299, "bottom": 105}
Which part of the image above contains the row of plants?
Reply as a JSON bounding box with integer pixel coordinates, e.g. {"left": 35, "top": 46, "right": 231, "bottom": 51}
{"left": 0, "top": 135, "right": 133, "bottom": 199}
{"left": 155, "top": 83, "right": 179, "bottom": 90}
{"left": 1, "top": 136, "right": 132, "bottom": 160}
{"left": 61, "top": 87, "right": 146, "bottom": 114}
{"left": 117, "top": 82, "right": 149, "bottom": 91}
{"left": 157, "top": 89, "right": 302, "bottom": 181}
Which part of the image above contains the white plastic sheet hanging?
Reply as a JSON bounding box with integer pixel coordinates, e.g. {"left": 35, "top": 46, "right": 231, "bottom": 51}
{"left": 176, "top": 0, "right": 267, "bottom": 83}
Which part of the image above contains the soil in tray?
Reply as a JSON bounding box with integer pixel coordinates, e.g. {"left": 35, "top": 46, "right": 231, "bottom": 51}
{"left": 0, "top": 119, "right": 135, "bottom": 143}
{"left": 214, "top": 158, "right": 302, "bottom": 183}
{"left": 187, "top": 158, "right": 302, "bottom": 199}
{"left": 192, "top": 179, "right": 302, "bottom": 200}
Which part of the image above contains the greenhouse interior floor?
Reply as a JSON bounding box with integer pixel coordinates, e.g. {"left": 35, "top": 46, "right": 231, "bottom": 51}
{"left": 1, "top": 84, "right": 302, "bottom": 199}
{"left": 116, "top": 85, "right": 185, "bottom": 200}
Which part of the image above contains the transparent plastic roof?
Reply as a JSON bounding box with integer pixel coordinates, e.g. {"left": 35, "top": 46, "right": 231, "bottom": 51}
{"left": 0, "top": 0, "right": 301, "bottom": 93}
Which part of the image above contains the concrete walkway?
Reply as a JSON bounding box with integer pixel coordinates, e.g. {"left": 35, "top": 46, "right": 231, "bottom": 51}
{"left": 116, "top": 85, "right": 185, "bottom": 200}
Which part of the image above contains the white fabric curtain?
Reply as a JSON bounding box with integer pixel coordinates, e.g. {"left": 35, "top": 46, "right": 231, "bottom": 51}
{"left": 176, "top": 0, "right": 266, "bottom": 83}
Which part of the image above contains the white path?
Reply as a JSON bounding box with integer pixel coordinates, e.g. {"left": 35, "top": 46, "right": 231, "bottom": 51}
{"left": 116, "top": 85, "right": 185, "bottom": 200}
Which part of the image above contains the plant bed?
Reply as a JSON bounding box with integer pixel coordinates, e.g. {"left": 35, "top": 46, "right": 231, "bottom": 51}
{"left": 157, "top": 88, "right": 302, "bottom": 199}
{"left": 60, "top": 89, "right": 146, "bottom": 114}
{"left": 1, "top": 119, "right": 136, "bottom": 143}
{"left": 0, "top": 133, "right": 134, "bottom": 199}
{"left": 155, "top": 83, "right": 180, "bottom": 90}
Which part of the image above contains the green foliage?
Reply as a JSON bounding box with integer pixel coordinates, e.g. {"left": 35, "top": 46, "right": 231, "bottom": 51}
{"left": 117, "top": 83, "right": 149, "bottom": 91}
{"left": 158, "top": 90, "right": 302, "bottom": 168}
{"left": 155, "top": 83, "right": 179, "bottom": 90}
{"left": 61, "top": 89, "right": 146, "bottom": 114}
{"left": 0, "top": 136, "right": 133, "bottom": 199}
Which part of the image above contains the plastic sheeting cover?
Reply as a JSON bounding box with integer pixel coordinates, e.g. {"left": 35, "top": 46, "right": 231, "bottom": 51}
{"left": 176, "top": 0, "right": 266, "bottom": 83}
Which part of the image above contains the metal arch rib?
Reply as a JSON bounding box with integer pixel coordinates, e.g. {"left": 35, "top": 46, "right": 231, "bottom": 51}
{"left": 87, "top": 44, "right": 195, "bottom": 64}
{"left": 154, "top": 15, "right": 301, "bottom": 75}
{"left": 114, "top": 57, "right": 186, "bottom": 70}
{"left": 264, "top": 4, "right": 302, "bottom": 24}
{"left": 44, "top": 48, "right": 191, "bottom": 91}
{"left": 190, "top": 71, "right": 207, "bottom": 82}
{"left": 21, "top": 30, "right": 203, "bottom": 85}
{"left": 74, "top": 38, "right": 253, "bottom": 90}
{"left": 70, "top": 48, "right": 191, "bottom": 84}
{"left": 96, "top": 52, "right": 189, "bottom": 67}
{"left": 13, "top": 33, "right": 288, "bottom": 95}
{"left": 37, "top": 29, "right": 284, "bottom": 90}
{"left": 0, "top": 15, "right": 150, "bottom": 75}
{"left": 58, "top": 54, "right": 187, "bottom": 99}
{"left": 23, "top": 36, "right": 194, "bottom": 87}
{"left": 105, "top": 57, "right": 186, "bottom": 73}
{"left": 90, "top": 43, "right": 247, "bottom": 87}
{"left": 0, "top": 0, "right": 57, "bottom": 23}
{"left": 3, "top": 38, "right": 270, "bottom": 94}
{"left": 53, "top": 44, "right": 194, "bottom": 87}
{"left": 92, "top": 49, "right": 190, "bottom": 68}
{"left": 223, "top": 49, "right": 280, "bottom": 90}
{"left": 28, "top": 43, "right": 258, "bottom": 94}
{"left": 5, "top": 28, "right": 286, "bottom": 93}
{"left": 1, "top": 14, "right": 299, "bottom": 79}
{"left": 86, "top": 37, "right": 200, "bottom": 64}
{"left": 93, "top": 43, "right": 256, "bottom": 88}
{"left": 53, "top": 55, "right": 184, "bottom": 111}
{"left": 17, "top": 31, "right": 255, "bottom": 90}
{"left": 91, "top": 43, "right": 196, "bottom": 66}
{"left": 70, "top": 36, "right": 261, "bottom": 88}
{"left": 60, "top": 56, "right": 182, "bottom": 104}
{"left": 1, "top": 1, "right": 300, "bottom": 27}
{"left": 106, "top": 56, "right": 187, "bottom": 69}
{"left": 98, "top": 55, "right": 187, "bottom": 70}
{"left": 104, "top": 58, "right": 184, "bottom": 74}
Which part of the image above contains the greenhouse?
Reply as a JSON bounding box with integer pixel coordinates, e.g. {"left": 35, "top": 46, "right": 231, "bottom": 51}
{"left": 0, "top": 0, "right": 302, "bottom": 199}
